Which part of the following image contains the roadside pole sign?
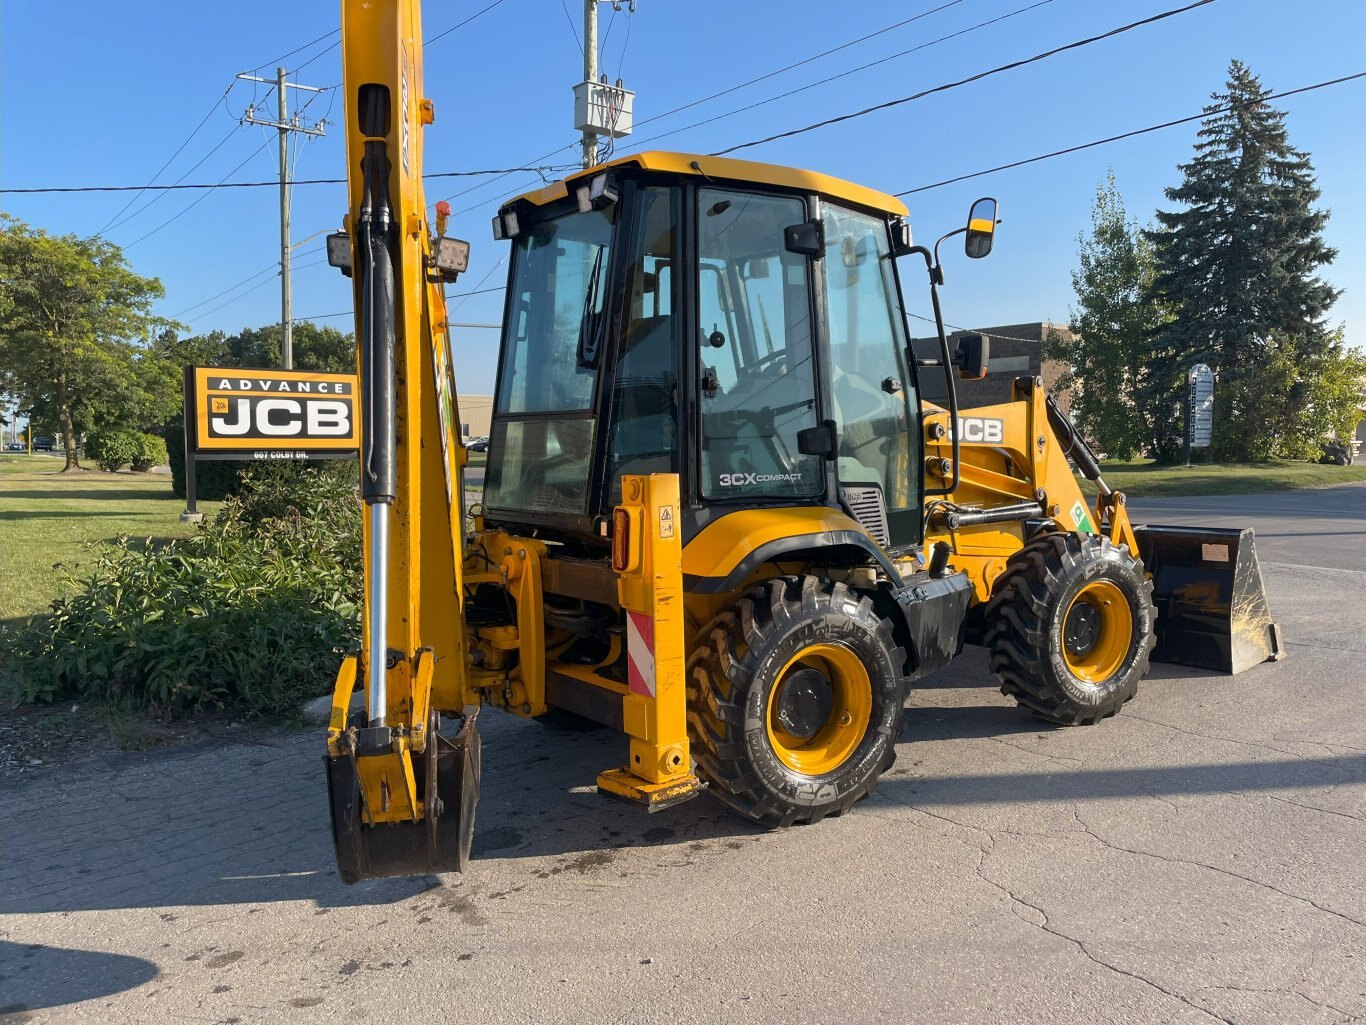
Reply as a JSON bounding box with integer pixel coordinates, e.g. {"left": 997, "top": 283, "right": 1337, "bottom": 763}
{"left": 1188, "top": 363, "right": 1215, "bottom": 452}
{"left": 180, "top": 365, "right": 358, "bottom": 520}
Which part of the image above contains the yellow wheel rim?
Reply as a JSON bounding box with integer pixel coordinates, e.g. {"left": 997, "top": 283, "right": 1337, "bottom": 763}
{"left": 765, "top": 643, "right": 873, "bottom": 775}
{"left": 1062, "top": 580, "right": 1132, "bottom": 682}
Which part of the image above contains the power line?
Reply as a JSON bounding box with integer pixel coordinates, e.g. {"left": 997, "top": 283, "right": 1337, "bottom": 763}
{"left": 632, "top": 0, "right": 967, "bottom": 135}
{"left": 96, "top": 84, "right": 235, "bottom": 234}
{"left": 168, "top": 263, "right": 277, "bottom": 319}
{"left": 165, "top": 244, "right": 324, "bottom": 320}
{"left": 251, "top": 28, "right": 340, "bottom": 74}
{"left": 904, "top": 311, "right": 1057, "bottom": 344}
{"left": 898, "top": 70, "right": 1366, "bottom": 194}
{"left": 624, "top": 0, "right": 1054, "bottom": 153}
{"left": 426, "top": 0, "right": 509, "bottom": 45}
{"left": 2, "top": 166, "right": 584, "bottom": 195}
{"left": 711, "top": 0, "right": 1218, "bottom": 156}
{"left": 434, "top": 0, "right": 972, "bottom": 211}
{"left": 185, "top": 275, "right": 279, "bottom": 325}
{"left": 296, "top": 311, "right": 503, "bottom": 327}
{"left": 121, "top": 139, "right": 272, "bottom": 249}
{"left": 102, "top": 124, "right": 240, "bottom": 232}
{"left": 559, "top": 0, "right": 584, "bottom": 55}
{"left": 288, "top": 0, "right": 510, "bottom": 75}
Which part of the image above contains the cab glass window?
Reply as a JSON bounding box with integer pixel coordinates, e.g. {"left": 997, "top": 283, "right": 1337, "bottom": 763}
{"left": 698, "top": 188, "right": 821, "bottom": 500}
{"left": 822, "top": 204, "right": 920, "bottom": 545}
{"left": 607, "top": 187, "right": 678, "bottom": 504}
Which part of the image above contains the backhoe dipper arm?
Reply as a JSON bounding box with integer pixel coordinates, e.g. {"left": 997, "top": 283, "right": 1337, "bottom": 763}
{"left": 323, "top": 0, "right": 479, "bottom": 883}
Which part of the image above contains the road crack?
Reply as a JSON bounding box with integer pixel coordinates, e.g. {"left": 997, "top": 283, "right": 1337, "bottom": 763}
{"left": 1071, "top": 807, "right": 1365, "bottom": 930}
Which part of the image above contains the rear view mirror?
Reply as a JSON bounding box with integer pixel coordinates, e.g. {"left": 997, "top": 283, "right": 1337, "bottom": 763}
{"left": 797, "top": 421, "right": 838, "bottom": 460}
{"left": 954, "top": 333, "right": 989, "bottom": 380}
{"left": 965, "top": 198, "right": 998, "bottom": 259}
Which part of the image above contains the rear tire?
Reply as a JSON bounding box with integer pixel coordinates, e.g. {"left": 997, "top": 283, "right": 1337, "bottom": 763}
{"left": 687, "top": 576, "right": 906, "bottom": 826}
{"left": 985, "top": 532, "right": 1154, "bottom": 725}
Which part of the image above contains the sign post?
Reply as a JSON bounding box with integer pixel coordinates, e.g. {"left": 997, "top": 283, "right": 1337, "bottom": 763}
{"left": 179, "top": 365, "right": 359, "bottom": 521}
{"left": 1185, "top": 363, "right": 1215, "bottom": 466}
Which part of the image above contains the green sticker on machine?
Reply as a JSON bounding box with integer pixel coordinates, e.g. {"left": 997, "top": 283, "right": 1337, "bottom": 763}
{"left": 1071, "top": 499, "right": 1095, "bottom": 533}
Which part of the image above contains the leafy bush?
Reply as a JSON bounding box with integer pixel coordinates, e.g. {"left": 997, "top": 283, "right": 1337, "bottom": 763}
{"left": 85, "top": 427, "right": 143, "bottom": 472}
{"left": 130, "top": 432, "right": 169, "bottom": 472}
{"left": 5, "top": 464, "right": 362, "bottom": 715}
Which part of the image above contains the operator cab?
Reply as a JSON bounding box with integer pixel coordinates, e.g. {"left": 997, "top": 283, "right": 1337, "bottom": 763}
{"left": 481, "top": 152, "right": 927, "bottom": 553}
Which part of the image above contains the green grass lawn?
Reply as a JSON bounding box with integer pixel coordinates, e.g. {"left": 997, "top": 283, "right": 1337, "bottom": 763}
{"left": 1082, "top": 458, "right": 1366, "bottom": 498}
{"left": 0, "top": 455, "right": 217, "bottom": 622}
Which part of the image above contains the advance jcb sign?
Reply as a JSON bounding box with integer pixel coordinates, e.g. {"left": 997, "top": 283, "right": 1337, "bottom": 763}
{"left": 190, "top": 367, "right": 358, "bottom": 453}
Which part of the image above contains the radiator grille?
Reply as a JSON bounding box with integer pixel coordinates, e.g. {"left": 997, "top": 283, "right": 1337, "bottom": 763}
{"left": 840, "top": 485, "right": 890, "bottom": 548}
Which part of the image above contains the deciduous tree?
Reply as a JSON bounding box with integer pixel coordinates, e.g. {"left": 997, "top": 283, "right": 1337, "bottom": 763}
{"left": 0, "top": 216, "right": 167, "bottom": 470}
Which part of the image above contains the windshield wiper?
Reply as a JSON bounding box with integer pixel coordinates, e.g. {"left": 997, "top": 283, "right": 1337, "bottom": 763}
{"left": 577, "top": 245, "right": 607, "bottom": 368}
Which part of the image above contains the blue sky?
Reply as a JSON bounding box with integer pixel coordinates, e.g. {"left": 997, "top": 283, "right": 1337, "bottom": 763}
{"left": 3, "top": 0, "right": 1363, "bottom": 395}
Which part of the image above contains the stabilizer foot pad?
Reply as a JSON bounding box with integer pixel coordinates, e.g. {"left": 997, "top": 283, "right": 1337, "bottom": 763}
{"left": 596, "top": 768, "right": 704, "bottom": 813}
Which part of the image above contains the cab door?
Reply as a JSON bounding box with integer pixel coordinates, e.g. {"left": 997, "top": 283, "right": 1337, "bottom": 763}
{"left": 820, "top": 204, "right": 922, "bottom": 551}
{"left": 695, "top": 187, "right": 824, "bottom": 504}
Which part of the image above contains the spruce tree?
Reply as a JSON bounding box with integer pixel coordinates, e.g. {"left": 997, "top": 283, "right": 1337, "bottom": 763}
{"left": 1145, "top": 60, "right": 1340, "bottom": 461}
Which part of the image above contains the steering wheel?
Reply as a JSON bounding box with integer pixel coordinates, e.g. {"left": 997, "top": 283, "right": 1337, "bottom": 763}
{"left": 746, "top": 348, "right": 789, "bottom": 377}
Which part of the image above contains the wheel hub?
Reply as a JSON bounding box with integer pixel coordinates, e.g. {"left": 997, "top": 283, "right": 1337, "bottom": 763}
{"left": 1064, "top": 600, "right": 1101, "bottom": 657}
{"left": 773, "top": 667, "right": 832, "bottom": 740}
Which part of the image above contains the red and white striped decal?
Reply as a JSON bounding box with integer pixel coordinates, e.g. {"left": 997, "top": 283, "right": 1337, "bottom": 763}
{"left": 626, "top": 610, "right": 656, "bottom": 698}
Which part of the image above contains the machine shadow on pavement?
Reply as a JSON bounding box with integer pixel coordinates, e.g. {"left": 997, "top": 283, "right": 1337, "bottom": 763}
{"left": 8, "top": 646, "right": 1361, "bottom": 921}
{"left": 0, "top": 940, "right": 159, "bottom": 1012}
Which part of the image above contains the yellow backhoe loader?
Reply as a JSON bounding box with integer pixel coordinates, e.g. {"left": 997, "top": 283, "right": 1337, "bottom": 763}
{"left": 322, "top": 0, "right": 1282, "bottom": 882}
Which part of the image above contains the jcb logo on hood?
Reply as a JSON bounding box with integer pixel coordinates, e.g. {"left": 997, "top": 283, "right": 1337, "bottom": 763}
{"left": 955, "top": 417, "right": 1005, "bottom": 444}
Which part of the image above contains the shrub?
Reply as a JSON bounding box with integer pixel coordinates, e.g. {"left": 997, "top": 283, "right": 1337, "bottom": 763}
{"left": 164, "top": 416, "right": 249, "bottom": 500}
{"left": 5, "top": 464, "right": 362, "bottom": 716}
{"left": 85, "top": 428, "right": 142, "bottom": 472}
{"left": 130, "top": 432, "right": 169, "bottom": 472}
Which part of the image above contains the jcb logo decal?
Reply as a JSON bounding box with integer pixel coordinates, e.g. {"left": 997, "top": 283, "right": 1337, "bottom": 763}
{"left": 208, "top": 396, "right": 353, "bottom": 440}
{"left": 192, "top": 367, "right": 359, "bottom": 451}
{"left": 956, "top": 417, "right": 1005, "bottom": 444}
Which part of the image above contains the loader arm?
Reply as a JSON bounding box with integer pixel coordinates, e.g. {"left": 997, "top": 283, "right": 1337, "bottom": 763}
{"left": 323, "top": 0, "right": 482, "bottom": 883}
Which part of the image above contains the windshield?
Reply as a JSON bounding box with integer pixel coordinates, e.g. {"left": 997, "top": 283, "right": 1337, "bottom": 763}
{"left": 484, "top": 205, "right": 612, "bottom": 515}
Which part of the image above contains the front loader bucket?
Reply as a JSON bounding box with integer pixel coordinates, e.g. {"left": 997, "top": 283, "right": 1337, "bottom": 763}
{"left": 1134, "top": 525, "right": 1285, "bottom": 675}
{"left": 326, "top": 709, "right": 481, "bottom": 884}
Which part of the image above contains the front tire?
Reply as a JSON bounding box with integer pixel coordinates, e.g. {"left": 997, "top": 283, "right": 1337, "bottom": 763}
{"left": 985, "top": 532, "right": 1154, "bottom": 725}
{"left": 687, "top": 576, "right": 906, "bottom": 826}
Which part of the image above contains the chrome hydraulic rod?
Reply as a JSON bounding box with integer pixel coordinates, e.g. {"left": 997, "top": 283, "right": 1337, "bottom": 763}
{"left": 366, "top": 503, "right": 390, "bottom": 726}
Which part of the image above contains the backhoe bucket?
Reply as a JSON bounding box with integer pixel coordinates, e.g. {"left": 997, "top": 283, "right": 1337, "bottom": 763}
{"left": 1134, "top": 525, "right": 1285, "bottom": 675}
{"left": 326, "top": 709, "right": 481, "bottom": 884}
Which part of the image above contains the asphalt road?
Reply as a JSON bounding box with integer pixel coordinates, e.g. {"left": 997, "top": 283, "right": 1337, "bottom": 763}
{"left": 3, "top": 485, "right": 1364, "bottom": 1025}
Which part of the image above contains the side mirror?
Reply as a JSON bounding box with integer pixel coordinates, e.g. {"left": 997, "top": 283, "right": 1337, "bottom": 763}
{"left": 797, "top": 420, "right": 838, "bottom": 460}
{"left": 954, "top": 333, "right": 989, "bottom": 380}
{"left": 964, "top": 198, "right": 998, "bottom": 259}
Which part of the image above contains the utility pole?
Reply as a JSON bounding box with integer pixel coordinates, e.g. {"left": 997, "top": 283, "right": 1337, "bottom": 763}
{"left": 576, "top": 1, "right": 636, "bottom": 169}
{"left": 581, "top": 0, "right": 598, "bottom": 168}
{"left": 236, "top": 68, "right": 327, "bottom": 369}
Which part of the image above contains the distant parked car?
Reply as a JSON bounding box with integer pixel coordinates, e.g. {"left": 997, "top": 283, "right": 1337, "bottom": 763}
{"left": 4, "top": 442, "right": 23, "bottom": 451}
{"left": 467, "top": 437, "right": 489, "bottom": 454}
